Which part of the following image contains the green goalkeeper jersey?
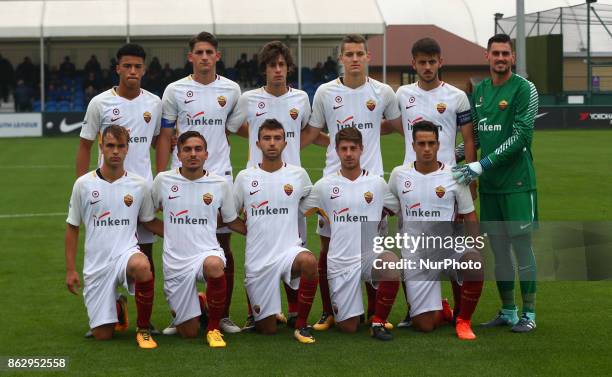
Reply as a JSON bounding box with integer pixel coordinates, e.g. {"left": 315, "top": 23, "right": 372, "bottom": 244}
{"left": 472, "top": 73, "right": 538, "bottom": 194}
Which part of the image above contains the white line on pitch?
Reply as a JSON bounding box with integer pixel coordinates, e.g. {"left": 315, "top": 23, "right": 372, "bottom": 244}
{"left": 0, "top": 212, "right": 66, "bottom": 219}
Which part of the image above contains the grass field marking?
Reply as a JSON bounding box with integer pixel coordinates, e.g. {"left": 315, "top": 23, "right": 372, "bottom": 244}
{"left": 0, "top": 165, "right": 73, "bottom": 169}
{"left": 0, "top": 212, "right": 67, "bottom": 219}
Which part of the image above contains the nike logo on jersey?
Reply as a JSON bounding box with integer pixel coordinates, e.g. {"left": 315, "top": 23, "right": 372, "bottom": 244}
{"left": 59, "top": 119, "right": 83, "bottom": 133}
{"left": 168, "top": 195, "right": 180, "bottom": 200}
{"left": 333, "top": 105, "right": 344, "bottom": 110}
{"left": 535, "top": 112, "right": 548, "bottom": 119}
{"left": 90, "top": 200, "right": 101, "bottom": 205}
{"left": 255, "top": 112, "right": 267, "bottom": 117}
{"left": 474, "top": 104, "right": 483, "bottom": 108}
{"left": 330, "top": 195, "right": 340, "bottom": 200}
{"left": 111, "top": 116, "right": 121, "bottom": 122}
{"left": 184, "top": 99, "right": 195, "bottom": 104}
{"left": 519, "top": 223, "right": 532, "bottom": 230}
{"left": 401, "top": 190, "right": 412, "bottom": 194}
{"left": 405, "top": 105, "right": 416, "bottom": 109}
{"left": 249, "top": 190, "right": 261, "bottom": 195}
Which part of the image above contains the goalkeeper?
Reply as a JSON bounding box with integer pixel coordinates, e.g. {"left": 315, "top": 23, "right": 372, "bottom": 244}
{"left": 453, "top": 34, "right": 538, "bottom": 333}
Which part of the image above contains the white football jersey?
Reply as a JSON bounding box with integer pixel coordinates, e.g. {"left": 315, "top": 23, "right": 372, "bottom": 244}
{"left": 226, "top": 87, "right": 311, "bottom": 167}
{"left": 66, "top": 170, "right": 155, "bottom": 277}
{"left": 309, "top": 77, "right": 400, "bottom": 176}
{"left": 234, "top": 163, "right": 312, "bottom": 276}
{"left": 388, "top": 162, "right": 474, "bottom": 236}
{"left": 161, "top": 75, "right": 241, "bottom": 176}
{"left": 300, "top": 170, "right": 399, "bottom": 277}
{"left": 396, "top": 82, "right": 471, "bottom": 166}
{"left": 152, "top": 169, "right": 237, "bottom": 280}
{"left": 80, "top": 88, "right": 162, "bottom": 183}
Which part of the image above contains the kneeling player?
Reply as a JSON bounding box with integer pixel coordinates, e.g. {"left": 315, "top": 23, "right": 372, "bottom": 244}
{"left": 65, "top": 125, "right": 163, "bottom": 349}
{"left": 152, "top": 131, "right": 245, "bottom": 348}
{"left": 301, "top": 128, "right": 401, "bottom": 340}
{"left": 234, "top": 119, "right": 319, "bottom": 343}
{"left": 388, "top": 121, "right": 484, "bottom": 340}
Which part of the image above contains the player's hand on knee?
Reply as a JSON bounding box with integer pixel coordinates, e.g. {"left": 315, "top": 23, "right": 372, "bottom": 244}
{"left": 65, "top": 270, "right": 81, "bottom": 295}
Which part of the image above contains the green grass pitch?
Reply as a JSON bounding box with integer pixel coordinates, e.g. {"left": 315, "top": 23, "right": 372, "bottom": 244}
{"left": 0, "top": 130, "right": 610, "bottom": 376}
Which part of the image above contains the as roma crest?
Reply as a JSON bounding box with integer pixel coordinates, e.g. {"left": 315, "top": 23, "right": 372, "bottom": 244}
{"left": 436, "top": 103, "right": 447, "bottom": 114}
{"left": 143, "top": 111, "right": 152, "bottom": 123}
{"left": 364, "top": 191, "right": 373, "bottom": 204}
{"left": 124, "top": 194, "right": 133, "bottom": 207}
{"left": 284, "top": 184, "right": 293, "bottom": 196}
{"left": 203, "top": 193, "right": 213, "bottom": 205}
{"left": 435, "top": 186, "right": 446, "bottom": 198}
{"left": 217, "top": 96, "right": 227, "bottom": 107}
{"left": 498, "top": 100, "right": 508, "bottom": 111}
{"left": 289, "top": 108, "right": 299, "bottom": 120}
{"left": 366, "top": 99, "right": 376, "bottom": 111}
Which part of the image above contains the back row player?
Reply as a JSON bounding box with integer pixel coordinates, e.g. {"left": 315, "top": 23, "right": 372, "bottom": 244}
{"left": 76, "top": 44, "right": 162, "bottom": 335}
{"left": 156, "top": 32, "right": 242, "bottom": 334}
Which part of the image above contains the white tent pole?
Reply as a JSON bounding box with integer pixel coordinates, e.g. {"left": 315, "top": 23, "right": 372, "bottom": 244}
{"left": 126, "top": 0, "right": 130, "bottom": 42}
{"left": 40, "top": 0, "right": 46, "bottom": 112}
{"left": 516, "top": 0, "right": 527, "bottom": 77}
{"left": 298, "top": 34, "right": 302, "bottom": 89}
{"left": 382, "top": 24, "right": 387, "bottom": 84}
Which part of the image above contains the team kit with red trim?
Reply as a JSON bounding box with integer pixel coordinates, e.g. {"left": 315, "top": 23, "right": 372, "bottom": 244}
{"left": 66, "top": 32, "right": 539, "bottom": 348}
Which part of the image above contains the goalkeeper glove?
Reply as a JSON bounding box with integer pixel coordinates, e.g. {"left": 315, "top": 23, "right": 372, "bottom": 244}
{"left": 452, "top": 157, "right": 492, "bottom": 185}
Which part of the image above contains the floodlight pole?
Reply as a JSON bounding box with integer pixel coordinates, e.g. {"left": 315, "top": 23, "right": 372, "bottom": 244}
{"left": 587, "top": 1, "right": 594, "bottom": 97}
{"left": 40, "top": 0, "right": 46, "bottom": 112}
{"left": 516, "top": 0, "right": 527, "bottom": 77}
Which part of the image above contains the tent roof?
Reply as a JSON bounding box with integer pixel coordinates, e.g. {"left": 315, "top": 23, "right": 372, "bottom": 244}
{"left": 43, "top": 0, "right": 127, "bottom": 37}
{"left": 0, "top": 0, "right": 384, "bottom": 39}
{"left": 295, "top": 0, "right": 385, "bottom": 35}
{"left": 212, "top": 0, "right": 298, "bottom": 36}
{"left": 0, "top": 1, "right": 43, "bottom": 38}
{"left": 129, "top": 0, "right": 213, "bottom": 37}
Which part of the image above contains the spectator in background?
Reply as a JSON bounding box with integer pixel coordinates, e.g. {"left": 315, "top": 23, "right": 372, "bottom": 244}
{"left": 48, "top": 66, "right": 61, "bottom": 88}
{"left": 14, "top": 80, "right": 32, "bottom": 112}
{"left": 162, "top": 63, "right": 173, "bottom": 79}
{"left": 161, "top": 67, "right": 174, "bottom": 91}
{"left": 248, "top": 53, "right": 259, "bottom": 87}
{"left": 323, "top": 56, "right": 337, "bottom": 78}
{"left": 234, "top": 53, "right": 249, "bottom": 87}
{"left": 144, "top": 70, "right": 163, "bottom": 96}
{"left": 84, "top": 55, "right": 102, "bottom": 75}
{"left": 183, "top": 60, "right": 193, "bottom": 75}
{"left": 109, "top": 58, "right": 119, "bottom": 83}
{"left": 216, "top": 58, "right": 226, "bottom": 76}
{"left": 149, "top": 57, "right": 162, "bottom": 76}
{"left": 84, "top": 84, "right": 97, "bottom": 105}
{"left": 100, "top": 69, "right": 114, "bottom": 90}
{"left": 16, "top": 57, "right": 36, "bottom": 87}
{"left": 83, "top": 71, "right": 101, "bottom": 92}
{"left": 312, "top": 62, "right": 325, "bottom": 83}
{"left": 60, "top": 56, "right": 76, "bottom": 78}
{"left": 0, "top": 54, "right": 15, "bottom": 103}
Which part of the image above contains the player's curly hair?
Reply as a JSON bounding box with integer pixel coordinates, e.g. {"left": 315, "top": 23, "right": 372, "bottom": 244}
{"left": 116, "top": 43, "right": 146, "bottom": 62}
{"left": 258, "top": 41, "right": 294, "bottom": 75}
{"left": 411, "top": 120, "right": 440, "bottom": 141}
{"left": 411, "top": 38, "right": 441, "bottom": 58}
{"left": 189, "top": 31, "right": 219, "bottom": 51}
{"left": 335, "top": 127, "right": 362, "bottom": 146}
{"left": 178, "top": 130, "right": 208, "bottom": 150}
{"left": 101, "top": 125, "right": 129, "bottom": 144}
